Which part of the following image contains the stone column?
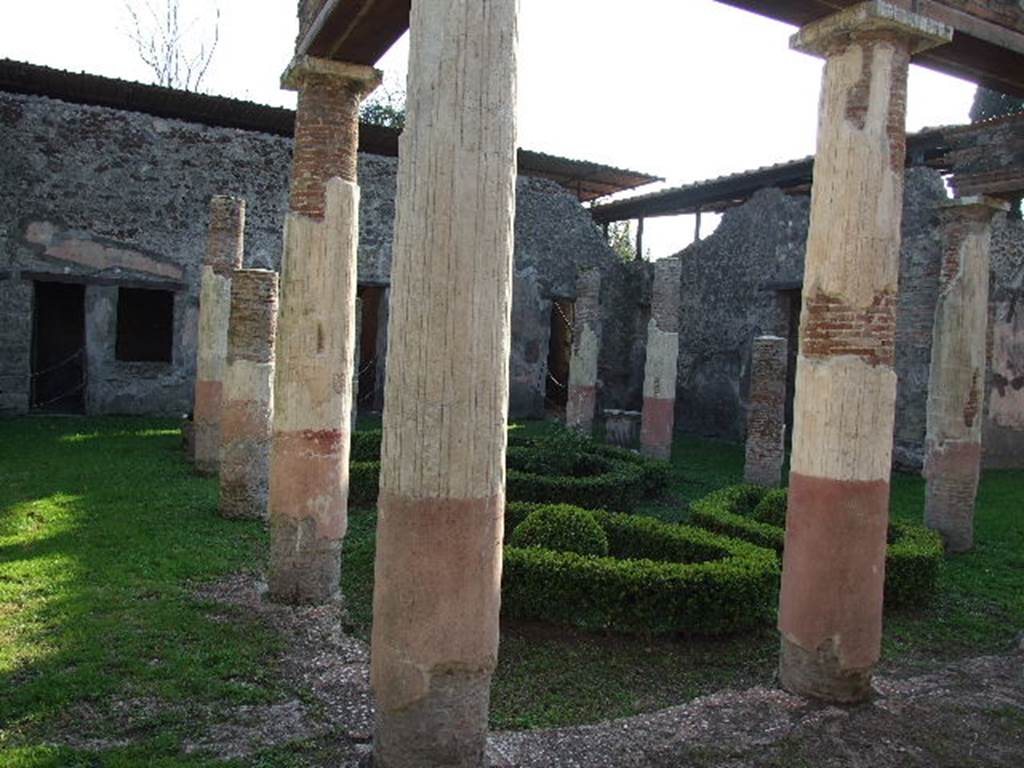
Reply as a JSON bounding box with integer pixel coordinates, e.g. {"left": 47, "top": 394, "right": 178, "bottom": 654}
{"left": 220, "top": 269, "right": 279, "bottom": 520}
{"left": 744, "top": 335, "right": 788, "bottom": 487}
{"left": 924, "top": 196, "right": 1007, "bottom": 552}
{"left": 640, "top": 256, "right": 682, "bottom": 459}
{"left": 566, "top": 268, "right": 601, "bottom": 435}
{"left": 194, "top": 195, "right": 245, "bottom": 474}
{"left": 370, "top": 0, "right": 518, "bottom": 765}
{"left": 268, "top": 56, "right": 380, "bottom": 604}
{"left": 779, "top": 2, "right": 951, "bottom": 703}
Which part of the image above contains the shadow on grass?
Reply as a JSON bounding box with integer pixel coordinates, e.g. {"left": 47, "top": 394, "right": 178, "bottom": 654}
{"left": 0, "top": 417, "right": 283, "bottom": 758}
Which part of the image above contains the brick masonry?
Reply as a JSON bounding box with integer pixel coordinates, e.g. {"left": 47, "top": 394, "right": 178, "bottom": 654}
{"left": 220, "top": 268, "right": 278, "bottom": 520}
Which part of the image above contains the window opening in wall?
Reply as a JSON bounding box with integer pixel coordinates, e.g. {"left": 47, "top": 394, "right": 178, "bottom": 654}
{"left": 116, "top": 287, "right": 174, "bottom": 362}
{"left": 545, "top": 298, "right": 574, "bottom": 415}
{"left": 31, "top": 280, "right": 86, "bottom": 413}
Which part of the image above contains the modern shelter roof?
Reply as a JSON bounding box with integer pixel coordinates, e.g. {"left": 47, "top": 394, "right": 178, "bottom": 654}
{"left": 300, "top": 0, "right": 1024, "bottom": 97}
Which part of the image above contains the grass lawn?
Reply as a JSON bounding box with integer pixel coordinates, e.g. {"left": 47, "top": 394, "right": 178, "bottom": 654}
{"left": 2, "top": 416, "right": 1022, "bottom": 762}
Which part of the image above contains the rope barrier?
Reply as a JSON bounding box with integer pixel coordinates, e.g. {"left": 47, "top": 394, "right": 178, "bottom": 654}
{"left": 30, "top": 347, "right": 84, "bottom": 379}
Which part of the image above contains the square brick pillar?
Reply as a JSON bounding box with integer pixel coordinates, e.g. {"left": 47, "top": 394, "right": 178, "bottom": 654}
{"left": 193, "top": 195, "right": 245, "bottom": 475}
{"left": 220, "top": 268, "right": 278, "bottom": 520}
{"left": 744, "top": 335, "right": 788, "bottom": 487}
{"left": 924, "top": 196, "right": 1008, "bottom": 552}
{"left": 267, "top": 56, "right": 380, "bottom": 605}
{"left": 779, "top": 2, "right": 952, "bottom": 703}
{"left": 369, "top": 1, "right": 518, "bottom": 765}
{"left": 566, "top": 267, "right": 602, "bottom": 436}
{"left": 641, "top": 256, "right": 682, "bottom": 459}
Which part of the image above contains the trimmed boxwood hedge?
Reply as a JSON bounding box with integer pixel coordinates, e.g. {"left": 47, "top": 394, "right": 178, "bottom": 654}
{"left": 508, "top": 504, "right": 609, "bottom": 556}
{"left": 688, "top": 485, "right": 944, "bottom": 607}
{"left": 501, "top": 501, "right": 780, "bottom": 636}
{"left": 346, "top": 428, "right": 671, "bottom": 511}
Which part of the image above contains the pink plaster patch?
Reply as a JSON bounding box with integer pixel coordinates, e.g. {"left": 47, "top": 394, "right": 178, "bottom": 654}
{"left": 641, "top": 396, "right": 675, "bottom": 456}
{"left": 779, "top": 473, "right": 890, "bottom": 670}
{"left": 270, "top": 429, "right": 350, "bottom": 540}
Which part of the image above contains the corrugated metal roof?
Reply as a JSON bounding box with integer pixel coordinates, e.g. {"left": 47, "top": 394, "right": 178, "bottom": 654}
{"left": 590, "top": 126, "right": 953, "bottom": 223}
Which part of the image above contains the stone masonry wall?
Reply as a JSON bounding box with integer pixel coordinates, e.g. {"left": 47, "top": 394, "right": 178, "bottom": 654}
{"left": 0, "top": 90, "right": 639, "bottom": 419}
{"left": 674, "top": 166, "right": 1020, "bottom": 469}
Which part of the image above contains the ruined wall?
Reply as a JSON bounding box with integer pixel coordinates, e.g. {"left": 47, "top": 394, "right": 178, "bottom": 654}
{"left": 673, "top": 167, "right": 1000, "bottom": 469}
{"left": 0, "top": 90, "right": 637, "bottom": 419}
{"left": 986, "top": 214, "right": 1024, "bottom": 467}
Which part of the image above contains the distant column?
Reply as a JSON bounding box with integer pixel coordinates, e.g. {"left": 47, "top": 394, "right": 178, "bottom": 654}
{"left": 566, "top": 268, "right": 601, "bottom": 435}
{"left": 779, "top": 3, "right": 951, "bottom": 703}
{"left": 220, "top": 269, "right": 279, "bottom": 520}
{"left": 352, "top": 295, "right": 361, "bottom": 432}
{"left": 268, "top": 56, "right": 380, "bottom": 604}
{"left": 924, "top": 196, "right": 1007, "bottom": 552}
{"left": 640, "top": 257, "right": 681, "bottom": 459}
{"left": 194, "top": 195, "right": 245, "bottom": 475}
{"left": 370, "top": 0, "right": 518, "bottom": 764}
{"left": 744, "top": 335, "right": 788, "bottom": 487}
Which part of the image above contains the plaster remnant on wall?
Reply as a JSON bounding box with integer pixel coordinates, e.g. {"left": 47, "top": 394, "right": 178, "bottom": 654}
{"left": 25, "top": 221, "right": 183, "bottom": 280}
{"left": 642, "top": 323, "right": 679, "bottom": 399}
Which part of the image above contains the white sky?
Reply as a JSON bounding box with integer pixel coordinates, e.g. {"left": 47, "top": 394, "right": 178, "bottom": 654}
{"left": 1, "top": 0, "right": 977, "bottom": 258}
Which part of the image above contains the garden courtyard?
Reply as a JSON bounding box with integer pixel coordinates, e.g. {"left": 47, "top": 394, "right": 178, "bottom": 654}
{"left": 1, "top": 415, "right": 1022, "bottom": 767}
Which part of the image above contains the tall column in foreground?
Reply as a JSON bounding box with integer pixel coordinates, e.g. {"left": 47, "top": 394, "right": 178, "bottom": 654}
{"left": 194, "top": 195, "right": 245, "bottom": 474}
{"left": 220, "top": 269, "right": 279, "bottom": 519}
{"left": 744, "top": 335, "right": 788, "bottom": 487}
{"left": 370, "top": 1, "right": 518, "bottom": 765}
{"left": 640, "top": 256, "right": 681, "bottom": 459}
{"left": 779, "top": 2, "right": 951, "bottom": 702}
{"left": 924, "top": 196, "right": 1007, "bottom": 552}
{"left": 566, "top": 268, "right": 601, "bottom": 435}
{"left": 268, "top": 56, "right": 380, "bottom": 604}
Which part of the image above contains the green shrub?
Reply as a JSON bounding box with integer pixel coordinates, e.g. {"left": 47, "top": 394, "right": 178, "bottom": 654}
{"left": 346, "top": 426, "right": 671, "bottom": 511}
{"left": 752, "top": 489, "right": 788, "bottom": 528}
{"left": 886, "top": 521, "right": 944, "bottom": 607}
{"left": 509, "top": 505, "right": 609, "bottom": 557}
{"left": 502, "top": 502, "right": 779, "bottom": 635}
{"left": 689, "top": 485, "right": 783, "bottom": 552}
{"left": 350, "top": 429, "right": 382, "bottom": 462}
{"left": 688, "top": 485, "right": 944, "bottom": 607}
{"left": 349, "top": 460, "right": 380, "bottom": 508}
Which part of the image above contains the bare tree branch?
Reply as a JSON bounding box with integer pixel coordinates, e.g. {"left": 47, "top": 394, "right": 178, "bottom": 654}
{"left": 121, "top": 0, "right": 219, "bottom": 92}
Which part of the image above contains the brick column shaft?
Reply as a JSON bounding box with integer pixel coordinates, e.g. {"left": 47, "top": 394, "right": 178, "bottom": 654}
{"left": 194, "top": 195, "right": 245, "bottom": 474}
{"left": 268, "top": 56, "right": 380, "bottom": 604}
{"left": 744, "top": 335, "right": 788, "bottom": 487}
{"left": 924, "top": 196, "right": 1007, "bottom": 551}
{"left": 779, "top": 2, "right": 951, "bottom": 702}
{"left": 220, "top": 269, "right": 278, "bottom": 519}
{"left": 641, "top": 257, "right": 682, "bottom": 459}
{"left": 566, "top": 268, "right": 601, "bottom": 435}
{"left": 370, "top": 1, "right": 518, "bottom": 764}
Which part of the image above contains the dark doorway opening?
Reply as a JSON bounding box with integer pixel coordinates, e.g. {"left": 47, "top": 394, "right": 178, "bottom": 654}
{"left": 545, "top": 298, "right": 574, "bottom": 415}
{"left": 358, "top": 286, "right": 385, "bottom": 410}
{"left": 31, "top": 281, "right": 86, "bottom": 413}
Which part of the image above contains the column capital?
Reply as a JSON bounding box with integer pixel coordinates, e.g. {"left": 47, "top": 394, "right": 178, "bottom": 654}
{"left": 790, "top": 1, "right": 952, "bottom": 58}
{"left": 280, "top": 55, "right": 382, "bottom": 94}
{"left": 938, "top": 195, "right": 1011, "bottom": 221}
